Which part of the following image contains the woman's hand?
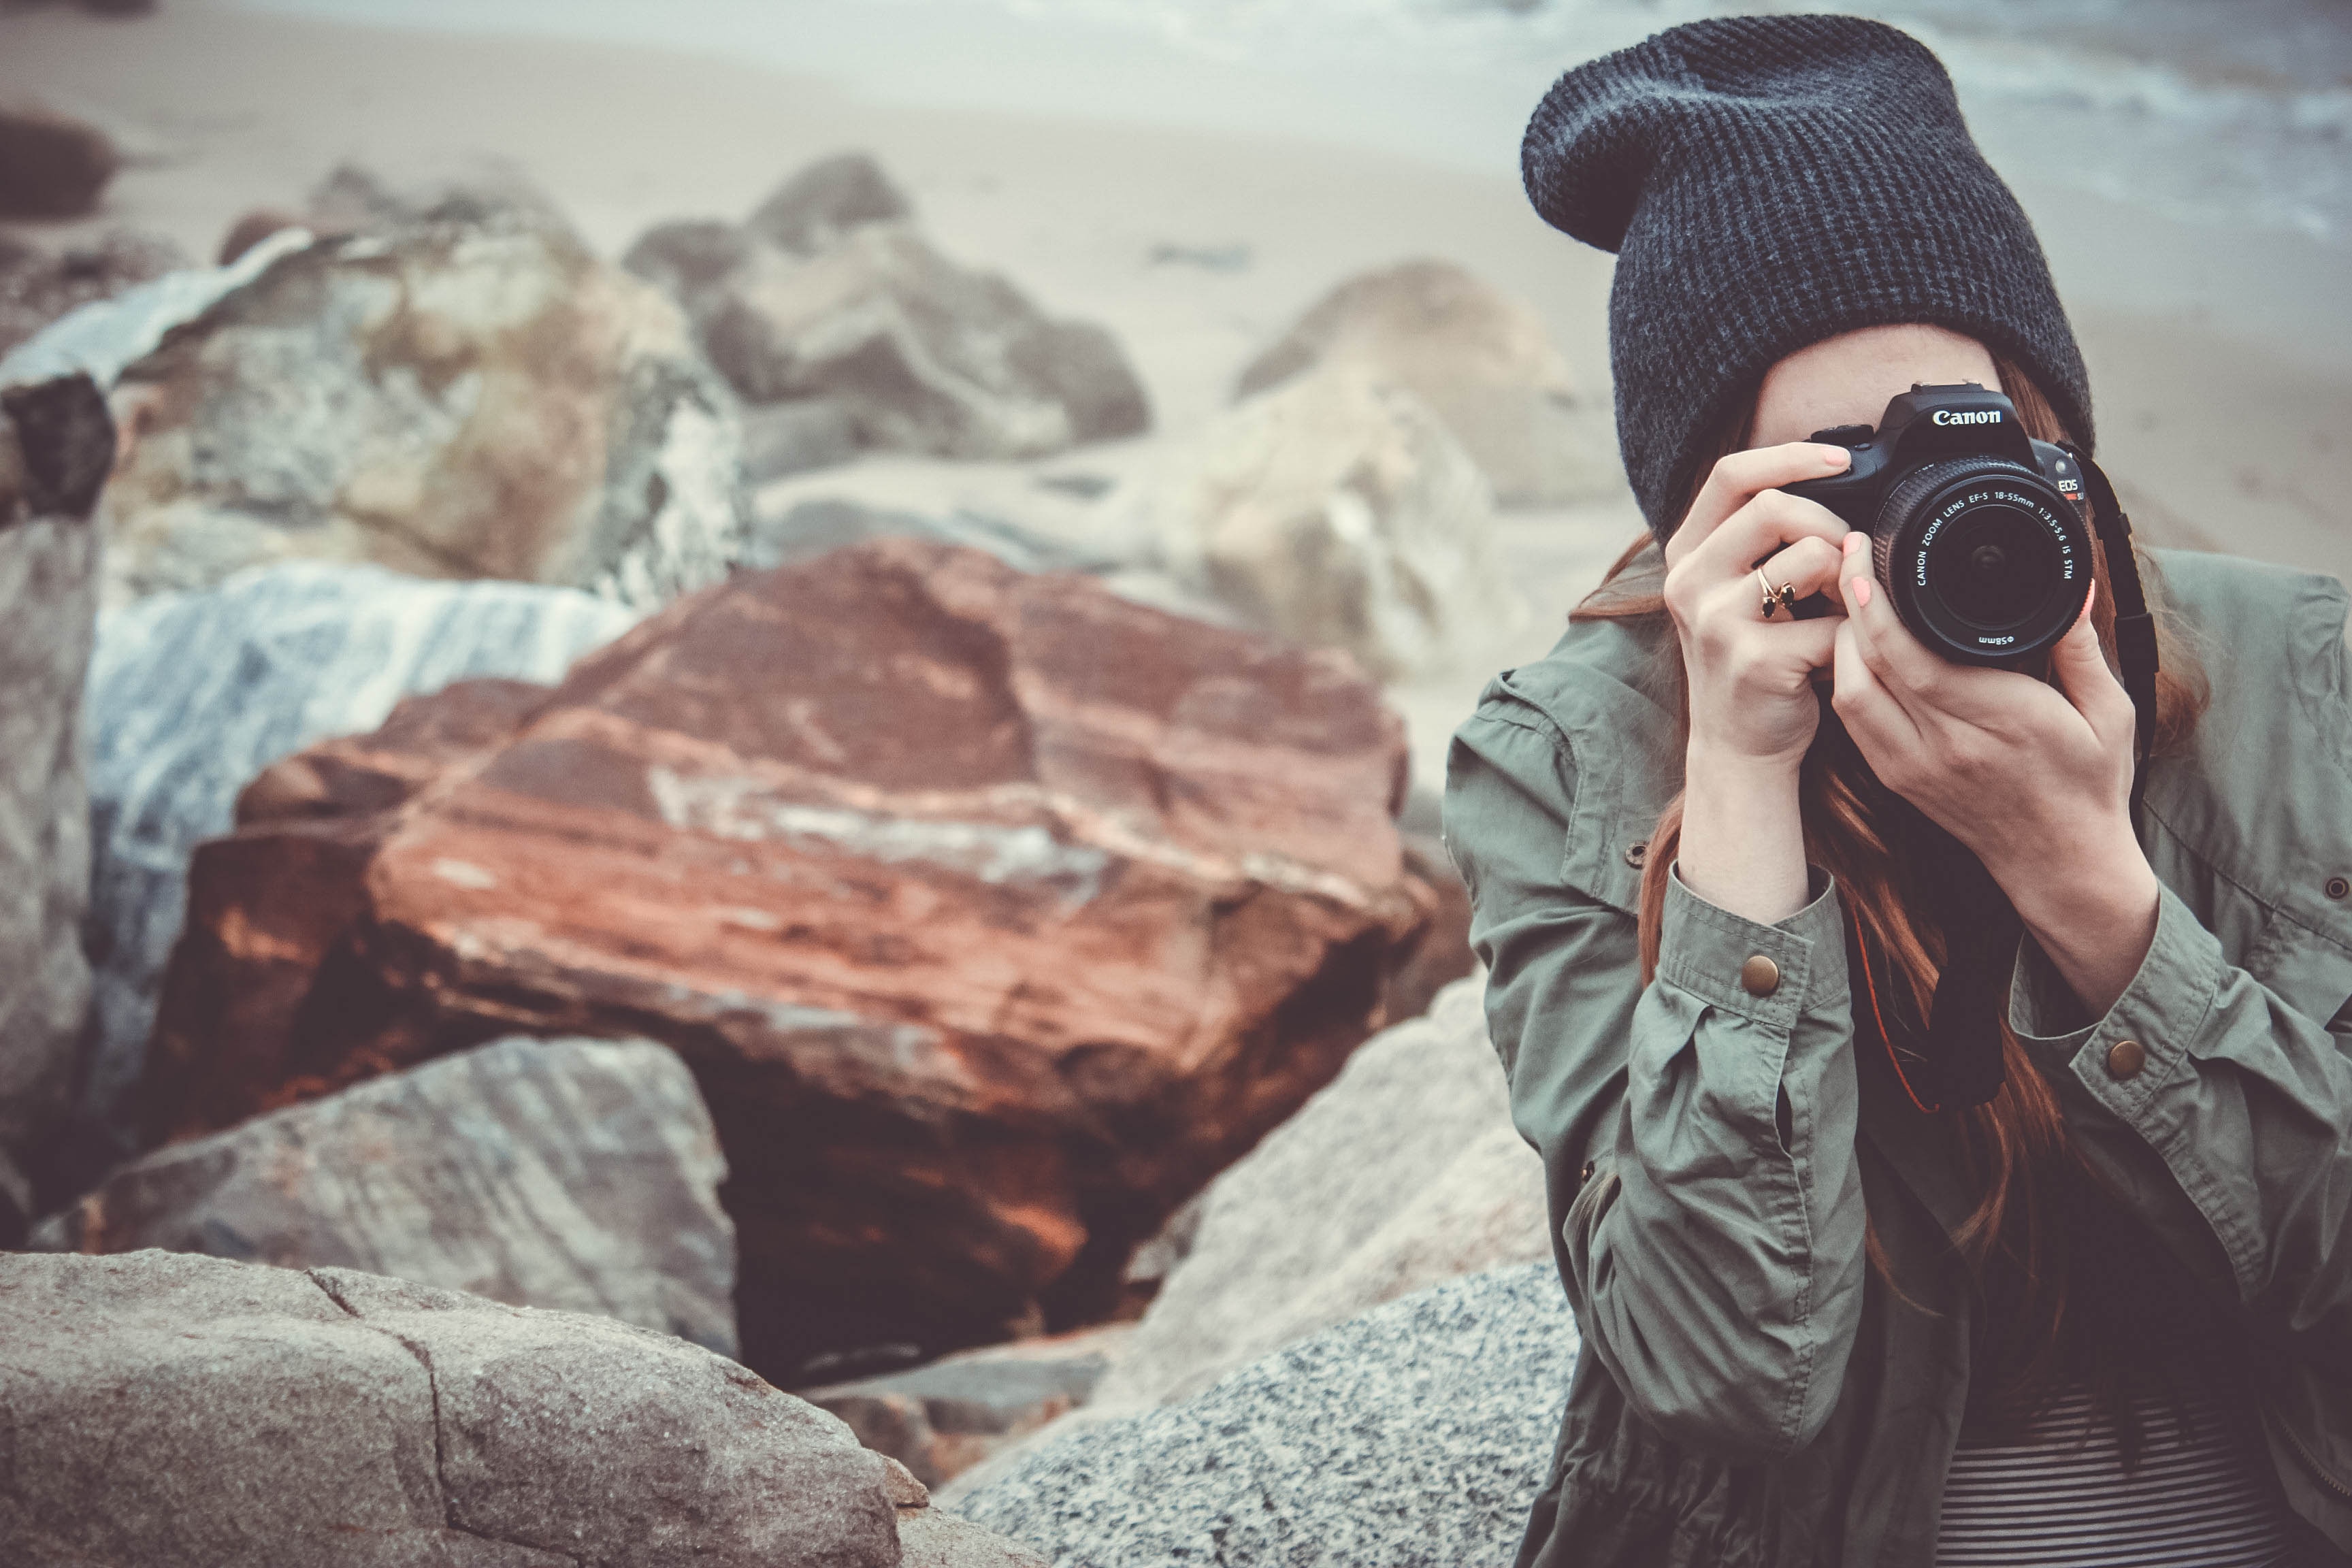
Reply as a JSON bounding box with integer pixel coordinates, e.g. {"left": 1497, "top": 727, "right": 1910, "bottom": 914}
{"left": 1663, "top": 442, "right": 1853, "bottom": 924}
{"left": 1831, "top": 534, "right": 2160, "bottom": 1014}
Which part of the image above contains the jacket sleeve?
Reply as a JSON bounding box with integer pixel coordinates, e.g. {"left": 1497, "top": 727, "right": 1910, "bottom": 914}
{"left": 1444, "top": 691, "right": 1868, "bottom": 1464}
{"left": 2010, "top": 892, "right": 2352, "bottom": 1356}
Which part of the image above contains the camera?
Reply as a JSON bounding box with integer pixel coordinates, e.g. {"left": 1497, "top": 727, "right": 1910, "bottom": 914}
{"left": 1782, "top": 383, "right": 2093, "bottom": 665}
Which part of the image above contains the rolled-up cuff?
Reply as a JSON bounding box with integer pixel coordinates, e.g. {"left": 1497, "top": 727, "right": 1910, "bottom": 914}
{"left": 1656, "top": 864, "right": 1847, "bottom": 1032}
{"left": 2008, "top": 884, "right": 2223, "bottom": 1083}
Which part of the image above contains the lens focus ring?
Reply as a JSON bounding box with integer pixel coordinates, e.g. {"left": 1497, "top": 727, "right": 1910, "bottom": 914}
{"left": 1870, "top": 455, "right": 2088, "bottom": 664}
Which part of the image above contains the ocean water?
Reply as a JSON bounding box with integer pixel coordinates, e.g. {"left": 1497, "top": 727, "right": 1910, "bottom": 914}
{"left": 234, "top": 0, "right": 2351, "bottom": 253}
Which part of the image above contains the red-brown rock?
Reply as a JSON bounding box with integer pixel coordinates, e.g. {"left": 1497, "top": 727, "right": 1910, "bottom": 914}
{"left": 144, "top": 540, "right": 1439, "bottom": 1378}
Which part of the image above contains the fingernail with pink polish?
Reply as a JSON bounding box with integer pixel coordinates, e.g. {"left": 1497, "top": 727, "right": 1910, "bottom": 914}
{"left": 1842, "top": 532, "right": 1863, "bottom": 557}
{"left": 1852, "top": 577, "right": 1874, "bottom": 608}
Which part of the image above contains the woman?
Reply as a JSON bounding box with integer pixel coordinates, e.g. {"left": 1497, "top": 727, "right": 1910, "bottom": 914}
{"left": 1446, "top": 16, "right": 2352, "bottom": 1568}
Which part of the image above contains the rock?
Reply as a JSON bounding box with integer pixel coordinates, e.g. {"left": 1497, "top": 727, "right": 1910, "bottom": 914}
{"left": 216, "top": 207, "right": 308, "bottom": 266}
{"left": 0, "top": 102, "right": 118, "bottom": 219}
{"left": 30, "top": 1034, "right": 738, "bottom": 1356}
{"left": 144, "top": 539, "right": 1438, "bottom": 1380}
{"left": 741, "top": 395, "right": 860, "bottom": 482}
{"left": 0, "top": 227, "right": 311, "bottom": 396}
{"left": 1088, "top": 977, "right": 1544, "bottom": 1411}
{"left": 747, "top": 150, "right": 915, "bottom": 256}
{"left": 624, "top": 153, "right": 1149, "bottom": 460}
{"left": 743, "top": 496, "right": 1121, "bottom": 576}
{"left": 1383, "top": 829, "right": 1475, "bottom": 1026}
{"left": 943, "top": 1263, "right": 1576, "bottom": 1567}
{"left": 702, "top": 227, "right": 1149, "bottom": 457}
{"left": 1128, "top": 362, "right": 1517, "bottom": 680}
{"left": 1237, "top": 259, "right": 1618, "bottom": 507}
{"left": 99, "top": 208, "right": 746, "bottom": 608}
{"left": 808, "top": 1324, "right": 1133, "bottom": 1490}
{"left": 900, "top": 1505, "right": 1053, "bottom": 1568}
{"left": 0, "top": 229, "right": 189, "bottom": 360}
{"left": 0, "top": 374, "right": 112, "bottom": 1242}
{"left": 76, "top": 562, "right": 635, "bottom": 1181}
{"left": 304, "top": 158, "right": 578, "bottom": 242}
{"left": 0, "top": 1248, "right": 1032, "bottom": 1567}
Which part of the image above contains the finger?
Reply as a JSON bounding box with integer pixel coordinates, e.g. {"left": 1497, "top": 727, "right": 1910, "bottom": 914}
{"left": 2048, "top": 579, "right": 2136, "bottom": 745}
{"left": 1835, "top": 540, "right": 1946, "bottom": 713}
{"left": 1669, "top": 442, "right": 1853, "bottom": 566}
{"left": 1687, "top": 487, "right": 1851, "bottom": 585}
{"left": 1832, "top": 612, "right": 1923, "bottom": 755}
{"left": 1754, "top": 534, "right": 1847, "bottom": 608}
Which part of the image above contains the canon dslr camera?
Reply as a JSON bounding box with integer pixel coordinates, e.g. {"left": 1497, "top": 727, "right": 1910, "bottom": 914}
{"left": 1783, "top": 383, "right": 2093, "bottom": 666}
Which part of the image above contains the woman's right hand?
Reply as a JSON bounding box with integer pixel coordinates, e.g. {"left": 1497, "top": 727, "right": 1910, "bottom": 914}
{"left": 1661, "top": 442, "right": 1852, "bottom": 923}
{"left": 1662, "top": 442, "right": 1855, "bottom": 770}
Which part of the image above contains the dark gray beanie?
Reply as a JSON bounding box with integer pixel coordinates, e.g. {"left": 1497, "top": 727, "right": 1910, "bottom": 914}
{"left": 1523, "top": 14, "right": 2093, "bottom": 542}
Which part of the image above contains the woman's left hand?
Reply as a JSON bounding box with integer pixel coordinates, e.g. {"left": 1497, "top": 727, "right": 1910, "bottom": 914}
{"left": 1830, "top": 532, "right": 2160, "bottom": 1015}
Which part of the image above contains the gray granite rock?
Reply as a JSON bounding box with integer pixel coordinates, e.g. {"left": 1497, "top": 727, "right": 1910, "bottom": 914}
{"left": 30, "top": 1035, "right": 738, "bottom": 1355}
{"left": 808, "top": 1324, "right": 1133, "bottom": 1490}
{"left": 76, "top": 561, "right": 634, "bottom": 1175}
{"left": 625, "top": 152, "right": 1149, "bottom": 460}
{"left": 1124, "top": 362, "right": 1518, "bottom": 680}
{"left": 98, "top": 209, "right": 746, "bottom": 609}
{"left": 1234, "top": 259, "right": 1620, "bottom": 508}
{"left": 747, "top": 151, "right": 915, "bottom": 257}
{"left": 0, "top": 1250, "right": 913, "bottom": 1567}
{"left": 1090, "top": 976, "right": 1546, "bottom": 1411}
{"left": 944, "top": 1264, "right": 1577, "bottom": 1568}
{"left": 0, "top": 373, "right": 112, "bottom": 1241}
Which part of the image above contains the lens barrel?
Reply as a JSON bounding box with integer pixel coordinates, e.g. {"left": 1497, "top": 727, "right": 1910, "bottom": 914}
{"left": 1868, "top": 457, "right": 2090, "bottom": 664}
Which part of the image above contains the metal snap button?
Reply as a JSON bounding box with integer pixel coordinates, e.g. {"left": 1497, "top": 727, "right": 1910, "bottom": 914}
{"left": 2106, "top": 1039, "right": 2147, "bottom": 1080}
{"left": 1623, "top": 840, "right": 1648, "bottom": 868}
{"left": 1740, "top": 954, "right": 1781, "bottom": 997}
{"left": 1578, "top": 1160, "right": 1595, "bottom": 1187}
{"left": 2328, "top": 877, "right": 2349, "bottom": 901}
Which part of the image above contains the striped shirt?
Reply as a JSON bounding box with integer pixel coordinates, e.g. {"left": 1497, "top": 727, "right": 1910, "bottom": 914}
{"left": 1936, "top": 1382, "right": 2296, "bottom": 1567}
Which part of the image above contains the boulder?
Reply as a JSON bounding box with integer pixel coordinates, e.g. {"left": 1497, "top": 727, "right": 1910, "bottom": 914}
{"left": 30, "top": 1034, "right": 738, "bottom": 1356}
{"left": 1237, "top": 259, "right": 1618, "bottom": 506}
{"left": 98, "top": 208, "right": 746, "bottom": 608}
{"left": 77, "top": 562, "right": 635, "bottom": 1180}
{"left": 1128, "top": 362, "right": 1518, "bottom": 680}
{"left": 743, "top": 496, "right": 1122, "bottom": 577}
{"left": 0, "top": 102, "right": 118, "bottom": 219}
{"left": 808, "top": 1324, "right": 1133, "bottom": 1490}
{"left": 623, "top": 152, "right": 1149, "bottom": 460}
{"left": 1087, "top": 977, "right": 1545, "bottom": 1411}
{"left": 742, "top": 395, "right": 860, "bottom": 482}
{"left": 747, "top": 150, "right": 917, "bottom": 255}
{"left": 0, "top": 229, "right": 189, "bottom": 360}
{"left": 143, "top": 539, "right": 1439, "bottom": 1379}
{"left": 0, "top": 1249, "right": 1045, "bottom": 1567}
{"left": 943, "top": 1263, "right": 1577, "bottom": 1567}
{"left": 0, "top": 227, "right": 311, "bottom": 396}
{"left": 0, "top": 373, "right": 112, "bottom": 1241}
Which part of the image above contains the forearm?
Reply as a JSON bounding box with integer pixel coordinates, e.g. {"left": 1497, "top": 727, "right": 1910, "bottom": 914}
{"left": 1677, "top": 741, "right": 1810, "bottom": 924}
{"left": 1989, "top": 816, "right": 2160, "bottom": 1017}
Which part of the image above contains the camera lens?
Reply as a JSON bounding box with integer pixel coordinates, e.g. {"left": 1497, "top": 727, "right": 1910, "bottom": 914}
{"left": 1928, "top": 504, "right": 2059, "bottom": 632}
{"left": 1872, "top": 456, "right": 2090, "bottom": 664}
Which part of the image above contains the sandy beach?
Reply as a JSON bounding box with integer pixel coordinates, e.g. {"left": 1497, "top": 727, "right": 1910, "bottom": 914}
{"left": 3, "top": 0, "right": 2346, "bottom": 783}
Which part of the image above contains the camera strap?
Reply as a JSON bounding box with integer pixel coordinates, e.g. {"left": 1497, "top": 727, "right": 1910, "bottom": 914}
{"left": 2061, "top": 442, "right": 2161, "bottom": 822}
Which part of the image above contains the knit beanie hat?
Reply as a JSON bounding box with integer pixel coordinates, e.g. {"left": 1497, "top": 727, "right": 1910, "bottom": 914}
{"left": 1523, "top": 15, "right": 2093, "bottom": 541}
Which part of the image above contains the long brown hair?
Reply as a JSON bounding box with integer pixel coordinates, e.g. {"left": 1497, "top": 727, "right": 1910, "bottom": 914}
{"left": 1579, "top": 355, "right": 2210, "bottom": 1427}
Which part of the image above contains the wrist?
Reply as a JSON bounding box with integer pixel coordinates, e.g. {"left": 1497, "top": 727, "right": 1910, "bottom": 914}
{"left": 1684, "top": 737, "right": 1806, "bottom": 794}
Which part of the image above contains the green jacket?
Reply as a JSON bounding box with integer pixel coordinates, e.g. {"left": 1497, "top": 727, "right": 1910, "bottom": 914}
{"left": 1443, "top": 546, "right": 2352, "bottom": 1567}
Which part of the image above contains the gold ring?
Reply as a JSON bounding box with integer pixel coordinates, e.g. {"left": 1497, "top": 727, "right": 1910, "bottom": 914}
{"left": 1756, "top": 568, "right": 1797, "bottom": 620}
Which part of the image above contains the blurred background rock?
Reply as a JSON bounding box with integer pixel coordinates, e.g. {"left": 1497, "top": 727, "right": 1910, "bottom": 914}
{"left": 0, "top": 3, "right": 2341, "bottom": 1565}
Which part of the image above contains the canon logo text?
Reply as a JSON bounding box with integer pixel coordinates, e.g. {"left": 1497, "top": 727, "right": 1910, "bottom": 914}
{"left": 1931, "top": 409, "right": 2002, "bottom": 426}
